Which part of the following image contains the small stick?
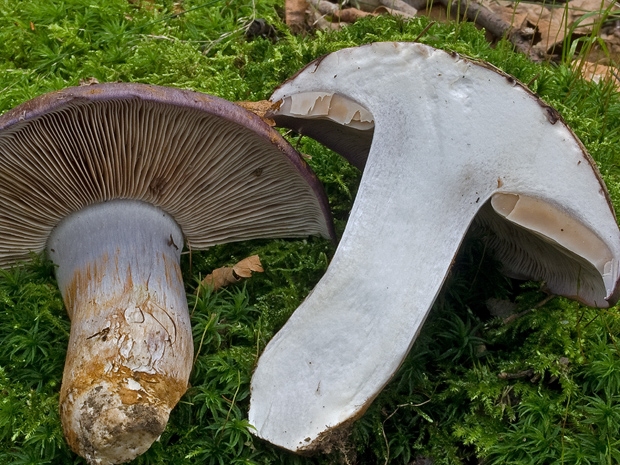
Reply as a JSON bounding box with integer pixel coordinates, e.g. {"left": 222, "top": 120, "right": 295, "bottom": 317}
{"left": 414, "top": 21, "right": 436, "bottom": 43}
{"left": 437, "top": 0, "right": 546, "bottom": 62}
{"left": 503, "top": 294, "right": 555, "bottom": 325}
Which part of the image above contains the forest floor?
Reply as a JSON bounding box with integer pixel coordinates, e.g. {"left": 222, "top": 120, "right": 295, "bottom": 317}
{"left": 291, "top": 0, "right": 620, "bottom": 86}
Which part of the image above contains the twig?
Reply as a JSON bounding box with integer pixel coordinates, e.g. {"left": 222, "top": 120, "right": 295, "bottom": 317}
{"left": 190, "top": 273, "right": 201, "bottom": 317}
{"left": 438, "top": 0, "right": 546, "bottom": 62}
{"left": 187, "top": 238, "right": 192, "bottom": 279}
{"left": 503, "top": 294, "right": 555, "bottom": 325}
{"left": 217, "top": 371, "right": 242, "bottom": 443}
{"left": 413, "top": 21, "right": 436, "bottom": 42}
{"left": 379, "top": 0, "right": 418, "bottom": 16}
{"left": 498, "top": 368, "right": 535, "bottom": 379}
{"left": 382, "top": 398, "right": 431, "bottom": 465}
{"left": 144, "top": 34, "right": 176, "bottom": 41}
{"left": 526, "top": 72, "right": 541, "bottom": 87}
{"left": 193, "top": 312, "right": 217, "bottom": 365}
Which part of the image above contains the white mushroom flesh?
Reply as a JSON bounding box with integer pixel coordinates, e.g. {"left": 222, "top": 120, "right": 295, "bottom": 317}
{"left": 249, "top": 42, "right": 620, "bottom": 453}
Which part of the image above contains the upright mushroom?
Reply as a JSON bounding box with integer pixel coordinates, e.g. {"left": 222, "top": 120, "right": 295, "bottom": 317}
{"left": 248, "top": 42, "right": 620, "bottom": 452}
{"left": 0, "top": 83, "right": 334, "bottom": 464}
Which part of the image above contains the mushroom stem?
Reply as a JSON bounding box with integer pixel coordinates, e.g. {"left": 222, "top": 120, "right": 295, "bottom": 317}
{"left": 249, "top": 155, "right": 483, "bottom": 451}
{"left": 47, "top": 200, "right": 192, "bottom": 465}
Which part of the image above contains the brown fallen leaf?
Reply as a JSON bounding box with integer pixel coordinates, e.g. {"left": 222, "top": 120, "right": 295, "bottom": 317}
{"left": 578, "top": 61, "right": 620, "bottom": 88}
{"left": 79, "top": 77, "right": 100, "bottom": 86}
{"left": 569, "top": 0, "right": 617, "bottom": 35}
{"left": 235, "top": 100, "right": 276, "bottom": 126}
{"left": 486, "top": 0, "right": 618, "bottom": 56}
{"left": 233, "top": 255, "right": 264, "bottom": 278}
{"left": 199, "top": 255, "right": 264, "bottom": 291}
{"left": 336, "top": 7, "right": 373, "bottom": 22}
{"left": 286, "top": 0, "right": 308, "bottom": 33}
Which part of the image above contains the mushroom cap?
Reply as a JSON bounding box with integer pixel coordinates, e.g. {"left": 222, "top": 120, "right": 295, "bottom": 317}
{"left": 267, "top": 43, "right": 620, "bottom": 308}
{"left": 0, "top": 83, "right": 335, "bottom": 267}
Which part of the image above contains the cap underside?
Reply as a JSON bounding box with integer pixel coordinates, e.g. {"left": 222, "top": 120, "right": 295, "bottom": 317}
{"left": 269, "top": 93, "right": 374, "bottom": 171}
{"left": 477, "top": 197, "right": 615, "bottom": 307}
{"left": 0, "top": 87, "right": 333, "bottom": 267}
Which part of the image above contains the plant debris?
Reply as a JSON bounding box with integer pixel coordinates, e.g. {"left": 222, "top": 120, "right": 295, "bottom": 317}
{"left": 199, "top": 255, "right": 264, "bottom": 291}
{"left": 288, "top": 0, "right": 418, "bottom": 31}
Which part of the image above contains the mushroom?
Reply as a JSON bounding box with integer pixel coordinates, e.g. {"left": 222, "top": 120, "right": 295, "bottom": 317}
{"left": 0, "top": 83, "right": 334, "bottom": 464}
{"left": 248, "top": 42, "right": 620, "bottom": 452}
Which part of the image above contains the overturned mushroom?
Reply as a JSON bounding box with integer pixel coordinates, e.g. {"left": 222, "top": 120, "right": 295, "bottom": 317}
{"left": 0, "top": 83, "right": 334, "bottom": 464}
{"left": 249, "top": 42, "right": 620, "bottom": 452}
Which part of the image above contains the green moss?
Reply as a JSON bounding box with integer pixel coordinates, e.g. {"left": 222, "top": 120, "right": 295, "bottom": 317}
{"left": 2, "top": 1, "right": 620, "bottom": 464}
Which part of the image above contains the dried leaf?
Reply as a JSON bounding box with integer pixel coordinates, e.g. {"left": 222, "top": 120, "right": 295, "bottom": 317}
{"left": 337, "top": 7, "right": 374, "bottom": 22}
{"left": 286, "top": 0, "right": 308, "bottom": 33}
{"left": 579, "top": 61, "right": 620, "bottom": 88}
{"left": 200, "top": 255, "right": 263, "bottom": 291}
{"left": 233, "top": 255, "right": 264, "bottom": 278}
{"left": 235, "top": 100, "right": 276, "bottom": 126}
{"left": 486, "top": 0, "right": 619, "bottom": 54}
{"left": 486, "top": 0, "right": 566, "bottom": 52}
{"left": 79, "top": 77, "right": 100, "bottom": 86}
{"left": 202, "top": 267, "right": 238, "bottom": 290}
{"left": 569, "top": 0, "right": 617, "bottom": 35}
{"left": 311, "top": 0, "right": 373, "bottom": 23}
